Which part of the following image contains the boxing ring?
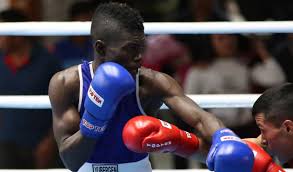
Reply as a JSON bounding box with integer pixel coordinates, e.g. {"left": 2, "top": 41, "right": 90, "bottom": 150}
{"left": 0, "top": 21, "right": 292, "bottom": 171}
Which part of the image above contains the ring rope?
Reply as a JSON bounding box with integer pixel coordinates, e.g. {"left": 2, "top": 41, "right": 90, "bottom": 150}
{"left": 0, "top": 94, "right": 260, "bottom": 109}
{"left": 0, "top": 21, "right": 293, "bottom": 35}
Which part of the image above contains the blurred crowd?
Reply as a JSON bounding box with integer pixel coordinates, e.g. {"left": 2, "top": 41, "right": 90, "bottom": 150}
{"left": 0, "top": 0, "right": 292, "bottom": 170}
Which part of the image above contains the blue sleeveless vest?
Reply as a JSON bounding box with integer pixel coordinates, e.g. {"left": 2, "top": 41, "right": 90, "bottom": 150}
{"left": 78, "top": 61, "right": 148, "bottom": 163}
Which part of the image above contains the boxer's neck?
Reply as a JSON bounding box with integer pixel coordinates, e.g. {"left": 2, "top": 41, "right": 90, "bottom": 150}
{"left": 92, "top": 58, "right": 102, "bottom": 73}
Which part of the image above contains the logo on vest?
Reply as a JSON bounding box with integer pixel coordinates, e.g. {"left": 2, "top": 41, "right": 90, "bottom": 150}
{"left": 92, "top": 164, "right": 118, "bottom": 172}
{"left": 88, "top": 85, "right": 104, "bottom": 107}
{"left": 82, "top": 119, "right": 107, "bottom": 133}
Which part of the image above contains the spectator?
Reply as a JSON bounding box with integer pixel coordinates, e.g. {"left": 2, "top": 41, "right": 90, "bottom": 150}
{"left": 205, "top": 34, "right": 284, "bottom": 138}
{"left": 249, "top": 37, "right": 286, "bottom": 91}
{"left": 184, "top": 35, "right": 220, "bottom": 94}
{"left": 52, "top": 1, "right": 95, "bottom": 68}
{"left": 0, "top": 9, "right": 62, "bottom": 169}
{"left": 185, "top": 34, "right": 252, "bottom": 136}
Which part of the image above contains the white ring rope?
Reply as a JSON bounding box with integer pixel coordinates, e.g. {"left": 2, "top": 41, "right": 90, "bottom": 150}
{"left": 0, "top": 21, "right": 293, "bottom": 35}
{"left": 0, "top": 94, "right": 260, "bottom": 109}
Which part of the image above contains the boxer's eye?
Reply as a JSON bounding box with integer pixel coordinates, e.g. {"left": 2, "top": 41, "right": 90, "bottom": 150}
{"left": 122, "top": 43, "right": 145, "bottom": 57}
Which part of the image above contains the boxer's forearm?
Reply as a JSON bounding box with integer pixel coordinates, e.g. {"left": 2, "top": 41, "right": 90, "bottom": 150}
{"left": 59, "top": 131, "right": 96, "bottom": 171}
{"left": 151, "top": 71, "right": 225, "bottom": 144}
{"left": 196, "top": 110, "right": 225, "bottom": 143}
{"left": 165, "top": 95, "right": 225, "bottom": 143}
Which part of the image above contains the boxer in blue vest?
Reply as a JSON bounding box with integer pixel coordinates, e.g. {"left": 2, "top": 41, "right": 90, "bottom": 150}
{"left": 48, "top": 2, "right": 254, "bottom": 172}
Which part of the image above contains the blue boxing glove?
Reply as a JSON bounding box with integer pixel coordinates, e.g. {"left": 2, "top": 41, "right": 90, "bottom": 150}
{"left": 206, "top": 128, "right": 254, "bottom": 172}
{"left": 80, "top": 62, "right": 135, "bottom": 139}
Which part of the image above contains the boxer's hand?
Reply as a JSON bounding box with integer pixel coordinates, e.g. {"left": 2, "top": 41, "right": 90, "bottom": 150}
{"left": 244, "top": 140, "right": 285, "bottom": 172}
{"left": 122, "top": 116, "right": 199, "bottom": 157}
{"left": 206, "top": 128, "right": 254, "bottom": 172}
{"left": 80, "top": 62, "right": 135, "bottom": 139}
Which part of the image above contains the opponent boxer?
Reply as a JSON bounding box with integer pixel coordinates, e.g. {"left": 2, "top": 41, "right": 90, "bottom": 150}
{"left": 203, "top": 84, "right": 292, "bottom": 171}
{"left": 246, "top": 83, "right": 293, "bottom": 168}
{"left": 48, "top": 2, "right": 228, "bottom": 172}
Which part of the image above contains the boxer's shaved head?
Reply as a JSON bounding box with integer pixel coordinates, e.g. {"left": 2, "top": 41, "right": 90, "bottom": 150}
{"left": 90, "top": 2, "right": 144, "bottom": 45}
{"left": 252, "top": 83, "right": 293, "bottom": 164}
{"left": 252, "top": 83, "right": 293, "bottom": 127}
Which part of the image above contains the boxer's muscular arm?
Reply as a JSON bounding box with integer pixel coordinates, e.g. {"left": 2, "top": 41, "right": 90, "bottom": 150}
{"left": 149, "top": 71, "right": 224, "bottom": 141}
{"left": 49, "top": 69, "right": 96, "bottom": 171}
{"left": 143, "top": 69, "right": 225, "bottom": 160}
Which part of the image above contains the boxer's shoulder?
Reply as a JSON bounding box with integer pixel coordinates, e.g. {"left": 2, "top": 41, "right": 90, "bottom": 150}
{"left": 140, "top": 67, "right": 167, "bottom": 81}
{"left": 139, "top": 67, "right": 181, "bottom": 97}
{"left": 49, "top": 65, "right": 80, "bottom": 101}
{"left": 139, "top": 67, "right": 171, "bottom": 90}
{"left": 139, "top": 67, "right": 156, "bottom": 82}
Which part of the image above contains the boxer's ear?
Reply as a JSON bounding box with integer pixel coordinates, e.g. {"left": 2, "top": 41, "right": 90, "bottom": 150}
{"left": 282, "top": 120, "right": 293, "bottom": 134}
{"left": 95, "top": 40, "right": 106, "bottom": 57}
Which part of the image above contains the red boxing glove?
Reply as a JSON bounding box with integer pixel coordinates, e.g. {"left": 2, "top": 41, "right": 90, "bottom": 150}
{"left": 122, "top": 115, "right": 199, "bottom": 157}
{"left": 244, "top": 140, "right": 285, "bottom": 172}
